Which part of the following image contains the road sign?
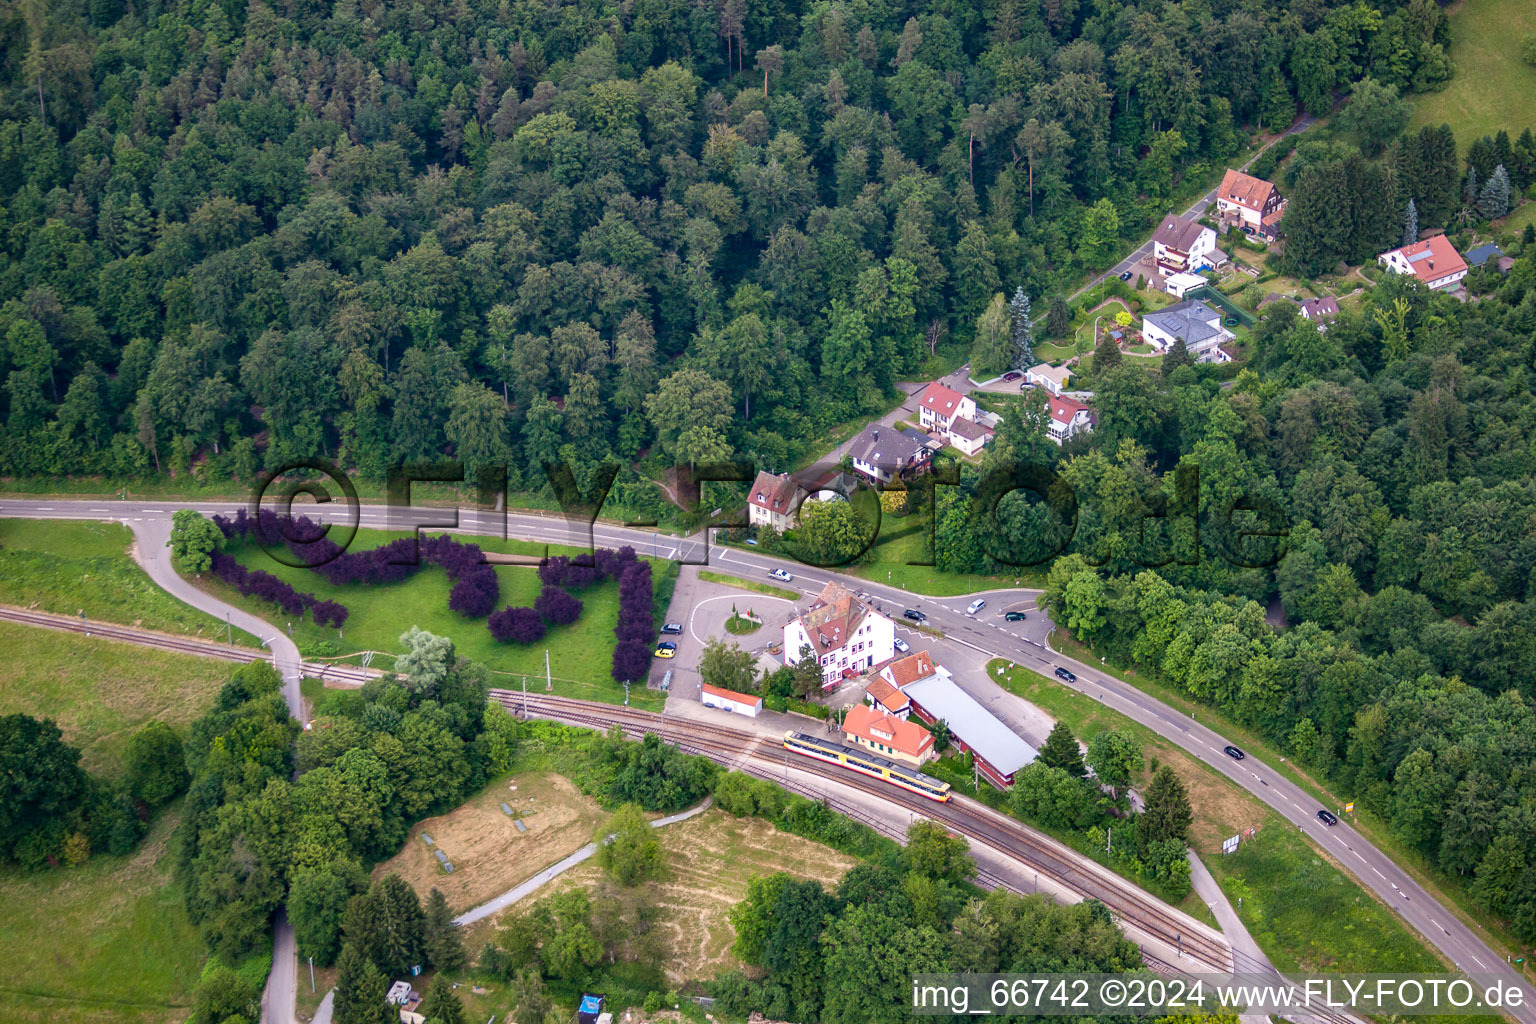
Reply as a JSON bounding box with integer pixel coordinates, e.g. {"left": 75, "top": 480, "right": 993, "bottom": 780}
{"left": 1344, "top": 802, "right": 1354, "bottom": 813}
{"left": 1222, "top": 834, "right": 1241, "bottom": 854}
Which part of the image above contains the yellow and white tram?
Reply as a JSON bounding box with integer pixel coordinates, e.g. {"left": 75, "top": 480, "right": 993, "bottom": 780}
{"left": 782, "top": 731, "right": 952, "bottom": 802}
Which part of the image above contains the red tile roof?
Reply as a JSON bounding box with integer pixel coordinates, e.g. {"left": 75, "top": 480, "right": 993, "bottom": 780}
{"left": 1218, "top": 168, "right": 1279, "bottom": 213}
{"left": 1047, "top": 395, "right": 1092, "bottom": 426}
{"left": 882, "top": 650, "right": 936, "bottom": 687}
{"left": 864, "top": 678, "right": 910, "bottom": 714}
{"left": 748, "top": 471, "right": 805, "bottom": 514}
{"left": 795, "top": 581, "right": 877, "bottom": 656}
{"left": 702, "top": 683, "right": 762, "bottom": 707}
{"left": 843, "top": 704, "right": 934, "bottom": 760}
{"left": 1383, "top": 235, "right": 1467, "bottom": 284}
{"left": 917, "top": 381, "right": 965, "bottom": 418}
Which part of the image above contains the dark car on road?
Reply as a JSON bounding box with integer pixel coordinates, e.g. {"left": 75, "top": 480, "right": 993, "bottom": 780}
{"left": 1003, "top": 610, "right": 1027, "bottom": 622}
{"left": 661, "top": 622, "right": 682, "bottom": 635}
{"left": 1119, "top": 270, "right": 1133, "bottom": 280}
{"left": 1055, "top": 667, "right": 1076, "bottom": 683}
{"left": 1317, "top": 810, "right": 1338, "bottom": 826}
{"left": 1223, "top": 745, "right": 1245, "bottom": 760}
{"left": 903, "top": 609, "right": 927, "bottom": 622}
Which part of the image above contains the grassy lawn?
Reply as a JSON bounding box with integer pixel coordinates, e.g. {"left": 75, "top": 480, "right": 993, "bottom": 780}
{"left": 1499, "top": 199, "right": 1536, "bottom": 232}
{"left": 0, "top": 810, "right": 208, "bottom": 1024}
{"left": 1410, "top": 0, "right": 1536, "bottom": 151}
{"left": 210, "top": 530, "right": 666, "bottom": 709}
{"left": 988, "top": 659, "right": 1463, "bottom": 980}
{"left": 0, "top": 621, "right": 232, "bottom": 775}
{"left": 1046, "top": 633, "right": 1533, "bottom": 977}
{"left": 0, "top": 519, "right": 257, "bottom": 644}
{"left": 697, "top": 570, "right": 799, "bottom": 601}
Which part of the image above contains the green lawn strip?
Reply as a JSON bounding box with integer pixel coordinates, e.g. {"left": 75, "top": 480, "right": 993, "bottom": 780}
{"left": 205, "top": 529, "right": 666, "bottom": 710}
{"left": 0, "top": 810, "right": 208, "bottom": 1024}
{"left": 1047, "top": 632, "right": 1530, "bottom": 971}
{"left": 0, "top": 518, "right": 260, "bottom": 645}
{"left": 986, "top": 659, "right": 1470, "bottom": 986}
{"left": 1410, "top": 0, "right": 1536, "bottom": 151}
{"left": 0, "top": 621, "right": 232, "bottom": 775}
{"left": 828, "top": 512, "right": 1047, "bottom": 596}
{"left": 697, "top": 570, "right": 800, "bottom": 601}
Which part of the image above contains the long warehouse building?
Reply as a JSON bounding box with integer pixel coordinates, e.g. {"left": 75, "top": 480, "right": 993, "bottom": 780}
{"left": 903, "top": 673, "right": 1039, "bottom": 788}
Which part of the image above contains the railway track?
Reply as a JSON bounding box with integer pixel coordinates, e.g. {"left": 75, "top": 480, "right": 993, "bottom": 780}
{"left": 491, "top": 690, "right": 1236, "bottom": 973}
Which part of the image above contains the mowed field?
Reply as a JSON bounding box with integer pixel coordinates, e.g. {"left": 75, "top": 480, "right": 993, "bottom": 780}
{"left": 372, "top": 771, "right": 609, "bottom": 915}
{"left": 1410, "top": 0, "right": 1536, "bottom": 149}
{"left": 0, "top": 518, "right": 246, "bottom": 642}
{"left": 0, "top": 812, "right": 206, "bottom": 1024}
{"left": 0, "top": 622, "right": 230, "bottom": 774}
{"left": 463, "top": 808, "right": 857, "bottom": 984}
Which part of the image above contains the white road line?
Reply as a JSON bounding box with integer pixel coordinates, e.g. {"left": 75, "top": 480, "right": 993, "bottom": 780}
{"left": 1373, "top": 868, "right": 1386, "bottom": 879}
{"left": 38, "top": 506, "right": 53, "bottom": 511}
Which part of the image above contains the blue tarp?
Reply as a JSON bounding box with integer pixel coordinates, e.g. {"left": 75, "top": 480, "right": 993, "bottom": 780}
{"left": 580, "top": 995, "right": 603, "bottom": 1016}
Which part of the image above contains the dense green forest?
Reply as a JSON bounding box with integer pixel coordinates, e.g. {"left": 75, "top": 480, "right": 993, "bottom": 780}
{"left": 0, "top": 0, "right": 1451, "bottom": 490}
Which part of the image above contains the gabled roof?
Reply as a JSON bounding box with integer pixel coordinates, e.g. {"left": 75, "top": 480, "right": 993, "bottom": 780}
{"left": 1380, "top": 234, "right": 1467, "bottom": 283}
{"left": 748, "top": 470, "right": 806, "bottom": 514}
{"left": 947, "top": 417, "right": 991, "bottom": 441}
{"left": 1153, "top": 214, "right": 1211, "bottom": 253}
{"left": 883, "top": 650, "right": 937, "bottom": 687}
{"left": 902, "top": 674, "right": 1037, "bottom": 776}
{"left": 1047, "top": 394, "right": 1093, "bottom": 426}
{"left": 917, "top": 381, "right": 966, "bottom": 418}
{"left": 1466, "top": 242, "right": 1504, "bottom": 267}
{"left": 843, "top": 704, "right": 934, "bottom": 760}
{"left": 865, "top": 677, "right": 911, "bottom": 714}
{"left": 847, "top": 425, "right": 929, "bottom": 470}
{"left": 1143, "top": 299, "right": 1225, "bottom": 345}
{"left": 1218, "top": 168, "right": 1280, "bottom": 212}
{"left": 1299, "top": 296, "right": 1339, "bottom": 320}
{"left": 794, "top": 580, "right": 882, "bottom": 656}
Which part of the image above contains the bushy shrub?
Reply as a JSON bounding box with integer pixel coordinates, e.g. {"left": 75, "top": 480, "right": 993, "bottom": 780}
{"left": 489, "top": 605, "right": 545, "bottom": 644}
{"left": 535, "top": 585, "right": 583, "bottom": 626}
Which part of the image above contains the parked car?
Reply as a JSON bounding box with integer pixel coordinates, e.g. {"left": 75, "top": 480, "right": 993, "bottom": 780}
{"left": 1002, "top": 371, "right": 1022, "bottom": 382}
{"left": 1055, "top": 667, "right": 1076, "bottom": 683}
{"left": 654, "top": 641, "right": 677, "bottom": 658}
{"left": 840, "top": 667, "right": 860, "bottom": 680}
{"left": 903, "top": 609, "right": 927, "bottom": 622}
{"left": 1003, "top": 610, "right": 1027, "bottom": 622}
{"left": 1019, "top": 380, "right": 1034, "bottom": 390}
{"left": 893, "top": 637, "right": 910, "bottom": 653}
{"left": 661, "top": 622, "right": 682, "bottom": 635}
{"left": 659, "top": 669, "right": 672, "bottom": 691}
{"left": 1223, "top": 745, "right": 1246, "bottom": 760}
{"left": 966, "top": 598, "right": 987, "bottom": 615}
{"left": 1119, "top": 270, "right": 1133, "bottom": 281}
{"left": 769, "top": 567, "right": 794, "bottom": 582}
{"left": 1317, "top": 810, "right": 1338, "bottom": 826}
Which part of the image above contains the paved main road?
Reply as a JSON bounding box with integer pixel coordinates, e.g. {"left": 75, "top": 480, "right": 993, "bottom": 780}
{"left": 1, "top": 497, "right": 1529, "bottom": 1023}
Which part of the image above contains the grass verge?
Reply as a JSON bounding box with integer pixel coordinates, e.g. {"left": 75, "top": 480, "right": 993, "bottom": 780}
{"left": 0, "top": 621, "right": 232, "bottom": 775}
{"left": 697, "top": 570, "right": 800, "bottom": 601}
{"left": 0, "top": 810, "right": 207, "bottom": 1024}
{"left": 0, "top": 518, "right": 256, "bottom": 644}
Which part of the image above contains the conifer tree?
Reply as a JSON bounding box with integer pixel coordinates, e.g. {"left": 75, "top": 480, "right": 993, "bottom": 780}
{"left": 1139, "top": 765, "right": 1194, "bottom": 853}
{"left": 1038, "top": 721, "right": 1087, "bottom": 778}
{"left": 423, "top": 888, "right": 466, "bottom": 973}
{"left": 1161, "top": 337, "right": 1194, "bottom": 378}
{"left": 1403, "top": 198, "right": 1417, "bottom": 246}
{"left": 1009, "top": 287, "right": 1034, "bottom": 369}
{"left": 333, "top": 944, "right": 396, "bottom": 1024}
{"left": 417, "top": 976, "right": 467, "bottom": 1024}
{"left": 1479, "top": 165, "right": 1511, "bottom": 220}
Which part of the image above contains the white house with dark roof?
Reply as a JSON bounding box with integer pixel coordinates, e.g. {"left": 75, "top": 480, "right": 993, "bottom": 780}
{"left": 1152, "top": 214, "right": 1223, "bottom": 276}
{"left": 1299, "top": 296, "right": 1339, "bottom": 329}
{"left": 1140, "top": 299, "right": 1234, "bottom": 363}
{"left": 784, "top": 580, "right": 895, "bottom": 686}
{"left": 847, "top": 425, "right": 936, "bottom": 485}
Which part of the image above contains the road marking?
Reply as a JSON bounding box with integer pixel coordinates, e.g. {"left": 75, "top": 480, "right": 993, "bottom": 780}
{"left": 1372, "top": 867, "right": 1386, "bottom": 879}
{"left": 38, "top": 506, "right": 53, "bottom": 511}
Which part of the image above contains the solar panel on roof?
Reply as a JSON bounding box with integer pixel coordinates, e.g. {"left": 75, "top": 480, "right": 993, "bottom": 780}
{"left": 1408, "top": 250, "right": 1433, "bottom": 262}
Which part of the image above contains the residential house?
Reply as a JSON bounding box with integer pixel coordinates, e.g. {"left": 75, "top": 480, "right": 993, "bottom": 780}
{"left": 1377, "top": 235, "right": 1468, "bottom": 292}
{"left": 878, "top": 649, "right": 939, "bottom": 690}
{"left": 864, "top": 677, "right": 912, "bottom": 718}
{"left": 1045, "top": 394, "right": 1095, "bottom": 445}
{"left": 1152, "top": 214, "right": 1223, "bottom": 277}
{"left": 841, "top": 704, "right": 935, "bottom": 766}
{"left": 890, "top": 661, "right": 1038, "bottom": 787}
{"left": 916, "top": 381, "right": 994, "bottom": 456}
{"left": 1140, "top": 299, "right": 1234, "bottom": 363}
{"left": 784, "top": 580, "right": 895, "bottom": 687}
{"left": 916, "top": 382, "right": 976, "bottom": 431}
{"left": 1465, "top": 242, "right": 1504, "bottom": 268}
{"left": 847, "top": 425, "right": 937, "bottom": 485}
{"left": 1163, "top": 271, "right": 1208, "bottom": 299}
{"left": 746, "top": 470, "right": 807, "bottom": 533}
{"left": 1299, "top": 296, "right": 1339, "bottom": 329}
{"left": 1024, "top": 363, "right": 1071, "bottom": 396}
{"left": 1215, "top": 169, "right": 1286, "bottom": 241}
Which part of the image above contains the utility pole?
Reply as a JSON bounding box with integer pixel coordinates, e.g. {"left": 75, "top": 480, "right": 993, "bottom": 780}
{"left": 545, "top": 649, "right": 551, "bottom": 691}
{"left": 308, "top": 956, "right": 315, "bottom": 993}
{"left": 1107, "top": 827, "right": 1112, "bottom": 855}
{"left": 521, "top": 674, "right": 527, "bottom": 717}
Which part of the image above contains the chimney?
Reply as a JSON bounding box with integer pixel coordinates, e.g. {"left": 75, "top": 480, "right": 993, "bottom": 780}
{"left": 871, "top": 429, "right": 879, "bottom": 442}
{"left": 1428, "top": 260, "right": 1434, "bottom": 269}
